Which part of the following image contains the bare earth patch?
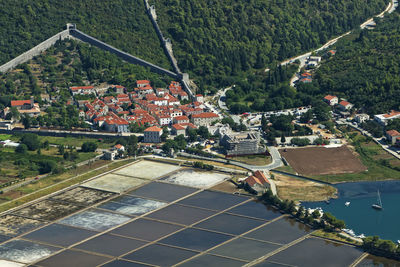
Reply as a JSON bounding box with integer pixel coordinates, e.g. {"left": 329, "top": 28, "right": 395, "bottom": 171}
{"left": 279, "top": 146, "right": 367, "bottom": 176}
{"left": 274, "top": 173, "right": 337, "bottom": 202}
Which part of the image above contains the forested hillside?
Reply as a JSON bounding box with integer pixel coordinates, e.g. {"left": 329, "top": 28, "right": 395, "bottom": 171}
{"left": 0, "top": 0, "right": 170, "bottom": 68}
{"left": 313, "top": 10, "right": 400, "bottom": 114}
{"left": 151, "top": 0, "right": 386, "bottom": 92}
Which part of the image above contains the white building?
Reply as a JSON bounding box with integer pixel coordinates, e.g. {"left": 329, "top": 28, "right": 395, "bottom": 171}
{"left": 354, "top": 114, "right": 370, "bottom": 124}
{"left": 374, "top": 110, "right": 400, "bottom": 126}
{"left": 144, "top": 126, "right": 163, "bottom": 143}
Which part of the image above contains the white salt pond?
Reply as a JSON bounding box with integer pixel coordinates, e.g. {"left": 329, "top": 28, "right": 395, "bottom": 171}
{"left": 81, "top": 174, "right": 146, "bottom": 193}
{"left": 59, "top": 210, "right": 131, "bottom": 231}
{"left": 162, "top": 169, "right": 230, "bottom": 189}
{"left": 0, "top": 260, "right": 25, "bottom": 267}
{"left": 0, "top": 240, "right": 60, "bottom": 264}
{"left": 114, "top": 160, "right": 181, "bottom": 179}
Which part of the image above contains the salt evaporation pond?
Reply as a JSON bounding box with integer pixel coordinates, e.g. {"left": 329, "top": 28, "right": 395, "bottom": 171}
{"left": 0, "top": 240, "right": 60, "bottom": 264}
{"left": 162, "top": 169, "right": 230, "bottom": 188}
{"left": 98, "top": 196, "right": 166, "bottom": 215}
{"left": 59, "top": 209, "right": 131, "bottom": 231}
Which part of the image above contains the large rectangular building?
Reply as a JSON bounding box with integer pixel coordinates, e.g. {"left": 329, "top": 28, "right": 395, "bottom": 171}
{"left": 220, "top": 131, "right": 265, "bottom": 156}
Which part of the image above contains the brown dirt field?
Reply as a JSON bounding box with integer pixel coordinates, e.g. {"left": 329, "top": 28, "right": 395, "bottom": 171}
{"left": 279, "top": 146, "right": 367, "bottom": 176}
{"left": 274, "top": 173, "right": 337, "bottom": 202}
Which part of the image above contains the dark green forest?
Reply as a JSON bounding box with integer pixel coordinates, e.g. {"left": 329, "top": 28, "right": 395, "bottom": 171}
{"left": 0, "top": 0, "right": 170, "bottom": 68}
{"left": 313, "top": 10, "right": 400, "bottom": 114}
{"left": 151, "top": 0, "right": 387, "bottom": 92}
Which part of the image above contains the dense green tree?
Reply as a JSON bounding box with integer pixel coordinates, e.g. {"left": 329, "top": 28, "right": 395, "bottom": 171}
{"left": 81, "top": 142, "right": 98, "bottom": 152}
{"left": 20, "top": 133, "right": 39, "bottom": 151}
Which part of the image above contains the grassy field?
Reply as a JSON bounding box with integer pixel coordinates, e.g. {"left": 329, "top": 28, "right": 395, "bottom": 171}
{"left": 0, "top": 159, "right": 135, "bottom": 213}
{"left": 274, "top": 165, "right": 297, "bottom": 174}
{"left": 230, "top": 154, "right": 272, "bottom": 166}
{"left": 273, "top": 173, "right": 337, "bottom": 202}
{"left": 312, "top": 135, "right": 400, "bottom": 183}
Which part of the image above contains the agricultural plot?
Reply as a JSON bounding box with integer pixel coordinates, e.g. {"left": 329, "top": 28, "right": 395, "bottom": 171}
{"left": 279, "top": 146, "right": 367, "bottom": 176}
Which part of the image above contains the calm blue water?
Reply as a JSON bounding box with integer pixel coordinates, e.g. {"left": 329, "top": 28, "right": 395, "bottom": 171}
{"left": 302, "top": 180, "right": 400, "bottom": 241}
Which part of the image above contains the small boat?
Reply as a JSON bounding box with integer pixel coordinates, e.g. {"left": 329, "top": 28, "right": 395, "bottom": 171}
{"left": 345, "top": 202, "right": 350, "bottom": 206}
{"left": 372, "top": 190, "right": 383, "bottom": 210}
{"left": 325, "top": 200, "right": 330, "bottom": 204}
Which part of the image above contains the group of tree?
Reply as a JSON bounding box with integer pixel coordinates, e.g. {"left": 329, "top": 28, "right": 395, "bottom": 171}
{"left": 0, "top": 0, "right": 169, "bottom": 68}
{"left": 192, "top": 161, "right": 214, "bottom": 171}
{"left": 264, "top": 114, "right": 313, "bottom": 144}
{"left": 260, "top": 190, "right": 345, "bottom": 230}
{"left": 152, "top": 0, "right": 386, "bottom": 95}
{"left": 362, "top": 236, "right": 400, "bottom": 260}
{"left": 312, "top": 10, "right": 400, "bottom": 114}
{"left": 221, "top": 117, "right": 247, "bottom": 132}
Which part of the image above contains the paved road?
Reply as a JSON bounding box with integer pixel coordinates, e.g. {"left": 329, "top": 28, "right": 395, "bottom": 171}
{"left": 217, "top": 86, "right": 231, "bottom": 111}
{"left": 179, "top": 145, "right": 283, "bottom": 171}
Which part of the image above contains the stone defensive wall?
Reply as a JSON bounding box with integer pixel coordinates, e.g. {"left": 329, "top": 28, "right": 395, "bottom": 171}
{"left": 68, "top": 27, "right": 179, "bottom": 79}
{"left": 0, "top": 29, "right": 70, "bottom": 73}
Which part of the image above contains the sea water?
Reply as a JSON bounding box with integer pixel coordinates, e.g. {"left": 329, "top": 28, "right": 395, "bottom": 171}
{"left": 302, "top": 180, "right": 400, "bottom": 241}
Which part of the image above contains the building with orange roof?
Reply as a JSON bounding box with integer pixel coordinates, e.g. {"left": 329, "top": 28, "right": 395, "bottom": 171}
{"left": 174, "top": 115, "right": 189, "bottom": 124}
{"left": 375, "top": 110, "right": 400, "bottom": 126}
{"left": 144, "top": 126, "right": 163, "bottom": 143}
{"left": 338, "top": 100, "right": 353, "bottom": 111}
{"left": 191, "top": 112, "right": 219, "bottom": 126}
{"left": 323, "top": 95, "right": 338, "bottom": 106}
{"left": 386, "top": 130, "right": 400, "bottom": 145}
{"left": 136, "top": 80, "right": 150, "bottom": 88}
{"left": 244, "top": 171, "right": 270, "bottom": 194}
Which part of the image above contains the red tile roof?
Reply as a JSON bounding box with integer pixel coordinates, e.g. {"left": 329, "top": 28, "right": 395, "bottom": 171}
{"left": 192, "top": 112, "right": 219, "bottom": 119}
{"left": 11, "top": 100, "right": 31, "bottom": 106}
{"left": 386, "top": 130, "right": 400, "bottom": 137}
{"left": 174, "top": 115, "right": 189, "bottom": 121}
{"left": 144, "top": 126, "right": 162, "bottom": 132}
{"left": 324, "top": 95, "right": 337, "bottom": 101}
{"left": 172, "top": 124, "right": 185, "bottom": 130}
{"left": 339, "top": 100, "right": 351, "bottom": 107}
{"left": 383, "top": 110, "right": 400, "bottom": 118}
{"left": 137, "top": 80, "right": 150, "bottom": 85}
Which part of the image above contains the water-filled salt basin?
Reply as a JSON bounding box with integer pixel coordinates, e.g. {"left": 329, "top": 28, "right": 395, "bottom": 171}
{"left": 123, "top": 243, "right": 198, "bottom": 266}
{"left": 162, "top": 169, "right": 230, "bottom": 188}
{"left": 0, "top": 240, "right": 60, "bottom": 264}
{"left": 23, "top": 223, "right": 97, "bottom": 247}
{"left": 114, "top": 160, "right": 180, "bottom": 179}
{"left": 267, "top": 237, "right": 364, "bottom": 267}
{"left": 35, "top": 249, "right": 110, "bottom": 267}
{"left": 178, "top": 253, "right": 245, "bottom": 267}
{"left": 73, "top": 234, "right": 148, "bottom": 257}
{"left": 59, "top": 209, "right": 131, "bottom": 231}
{"left": 210, "top": 237, "right": 281, "bottom": 261}
{"left": 127, "top": 182, "right": 198, "bottom": 202}
{"left": 98, "top": 196, "right": 166, "bottom": 215}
